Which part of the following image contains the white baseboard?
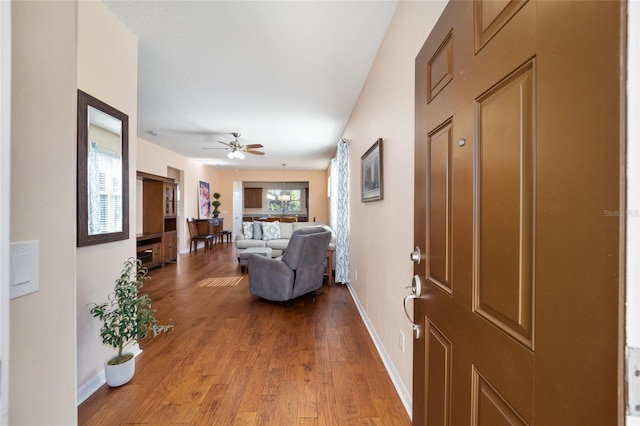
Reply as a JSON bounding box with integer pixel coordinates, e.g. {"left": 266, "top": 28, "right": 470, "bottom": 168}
{"left": 76, "top": 370, "right": 105, "bottom": 406}
{"left": 76, "top": 343, "right": 142, "bottom": 406}
{"left": 345, "top": 283, "right": 413, "bottom": 420}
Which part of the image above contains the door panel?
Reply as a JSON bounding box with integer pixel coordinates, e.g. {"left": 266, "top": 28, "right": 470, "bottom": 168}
{"left": 471, "top": 367, "right": 527, "bottom": 426}
{"left": 413, "top": 0, "right": 623, "bottom": 424}
{"left": 428, "top": 121, "right": 453, "bottom": 293}
{"left": 427, "top": 31, "right": 454, "bottom": 103}
{"left": 473, "top": 0, "right": 528, "bottom": 53}
{"left": 425, "top": 321, "right": 451, "bottom": 426}
{"left": 474, "top": 59, "right": 535, "bottom": 348}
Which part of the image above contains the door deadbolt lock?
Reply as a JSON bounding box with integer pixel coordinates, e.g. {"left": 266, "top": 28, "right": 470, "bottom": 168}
{"left": 410, "top": 246, "right": 422, "bottom": 264}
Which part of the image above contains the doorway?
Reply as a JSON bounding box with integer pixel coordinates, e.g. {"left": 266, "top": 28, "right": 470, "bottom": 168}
{"left": 167, "top": 167, "right": 183, "bottom": 252}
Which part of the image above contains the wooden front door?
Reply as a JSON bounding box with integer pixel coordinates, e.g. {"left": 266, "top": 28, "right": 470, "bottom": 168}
{"left": 412, "top": 1, "right": 624, "bottom": 424}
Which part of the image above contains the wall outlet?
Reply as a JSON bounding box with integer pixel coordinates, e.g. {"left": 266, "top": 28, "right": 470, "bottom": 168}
{"left": 398, "top": 330, "right": 405, "bottom": 353}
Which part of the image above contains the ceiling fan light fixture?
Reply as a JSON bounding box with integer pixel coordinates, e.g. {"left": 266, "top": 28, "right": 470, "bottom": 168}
{"left": 211, "top": 132, "right": 265, "bottom": 158}
{"left": 227, "top": 149, "right": 246, "bottom": 160}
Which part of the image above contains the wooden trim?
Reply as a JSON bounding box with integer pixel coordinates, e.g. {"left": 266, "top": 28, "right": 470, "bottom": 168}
{"left": 137, "top": 170, "right": 175, "bottom": 183}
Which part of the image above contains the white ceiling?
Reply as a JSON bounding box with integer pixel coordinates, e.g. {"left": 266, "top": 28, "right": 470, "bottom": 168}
{"left": 103, "top": 0, "right": 399, "bottom": 170}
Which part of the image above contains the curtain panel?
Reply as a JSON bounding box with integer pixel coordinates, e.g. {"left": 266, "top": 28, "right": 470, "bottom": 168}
{"left": 334, "top": 139, "right": 350, "bottom": 284}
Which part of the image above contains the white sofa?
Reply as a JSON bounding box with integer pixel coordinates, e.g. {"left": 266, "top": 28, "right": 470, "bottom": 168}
{"left": 235, "top": 221, "right": 335, "bottom": 260}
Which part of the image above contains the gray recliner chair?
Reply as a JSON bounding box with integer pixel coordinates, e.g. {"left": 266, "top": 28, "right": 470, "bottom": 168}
{"left": 248, "top": 227, "right": 331, "bottom": 301}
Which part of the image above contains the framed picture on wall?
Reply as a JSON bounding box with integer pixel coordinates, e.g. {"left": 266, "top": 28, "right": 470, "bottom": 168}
{"left": 361, "top": 138, "right": 383, "bottom": 202}
{"left": 198, "top": 180, "right": 211, "bottom": 218}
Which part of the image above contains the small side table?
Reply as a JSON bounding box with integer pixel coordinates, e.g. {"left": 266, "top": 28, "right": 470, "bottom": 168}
{"left": 221, "top": 230, "right": 232, "bottom": 243}
{"left": 324, "top": 249, "right": 334, "bottom": 286}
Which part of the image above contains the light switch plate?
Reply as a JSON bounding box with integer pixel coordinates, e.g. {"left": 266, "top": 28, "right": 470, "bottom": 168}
{"left": 10, "top": 241, "right": 39, "bottom": 299}
{"left": 630, "top": 348, "right": 640, "bottom": 416}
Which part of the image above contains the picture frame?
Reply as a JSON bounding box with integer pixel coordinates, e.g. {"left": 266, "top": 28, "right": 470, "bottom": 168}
{"left": 198, "top": 180, "right": 211, "bottom": 218}
{"left": 361, "top": 138, "right": 383, "bottom": 202}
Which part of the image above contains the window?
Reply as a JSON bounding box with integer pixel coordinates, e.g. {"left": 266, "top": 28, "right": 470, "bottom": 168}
{"left": 88, "top": 143, "right": 122, "bottom": 234}
{"left": 266, "top": 189, "right": 301, "bottom": 212}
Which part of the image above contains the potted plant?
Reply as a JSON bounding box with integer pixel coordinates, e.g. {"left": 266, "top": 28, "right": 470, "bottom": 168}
{"left": 90, "top": 257, "right": 174, "bottom": 387}
{"left": 212, "top": 192, "right": 222, "bottom": 218}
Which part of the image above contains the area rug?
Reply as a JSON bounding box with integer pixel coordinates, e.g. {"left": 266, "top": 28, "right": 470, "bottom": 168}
{"left": 197, "top": 276, "right": 244, "bottom": 288}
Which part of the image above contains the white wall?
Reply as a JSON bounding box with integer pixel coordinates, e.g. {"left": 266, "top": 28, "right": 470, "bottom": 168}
{"left": 342, "top": 0, "right": 446, "bottom": 413}
{"left": 11, "top": 2, "right": 78, "bottom": 424}
{"left": 75, "top": 0, "right": 138, "bottom": 401}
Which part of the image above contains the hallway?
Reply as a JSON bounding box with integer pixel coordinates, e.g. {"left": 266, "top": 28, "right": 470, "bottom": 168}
{"left": 78, "top": 243, "right": 410, "bottom": 425}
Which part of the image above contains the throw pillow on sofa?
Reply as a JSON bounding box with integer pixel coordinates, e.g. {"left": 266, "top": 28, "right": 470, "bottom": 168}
{"left": 279, "top": 222, "right": 293, "bottom": 239}
{"left": 252, "top": 221, "right": 263, "bottom": 240}
{"left": 262, "top": 221, "right": 281, "bottom": 240}
{"left": 242, "top": 222, "right": 253, "bottom": 239}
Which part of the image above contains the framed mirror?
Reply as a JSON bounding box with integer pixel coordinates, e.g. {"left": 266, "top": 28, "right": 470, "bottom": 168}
{"left": 77, "top": 90, "right": 129, "bottom": 246}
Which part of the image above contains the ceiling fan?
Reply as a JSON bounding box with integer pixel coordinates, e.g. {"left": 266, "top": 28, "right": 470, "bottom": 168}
{"left": 202, "top": 132, "right": 265, "bottom": 159}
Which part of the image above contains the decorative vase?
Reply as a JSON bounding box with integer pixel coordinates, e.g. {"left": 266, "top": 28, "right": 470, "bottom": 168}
{"left": 104, "top": 353, "right": 135, "bottom": 387}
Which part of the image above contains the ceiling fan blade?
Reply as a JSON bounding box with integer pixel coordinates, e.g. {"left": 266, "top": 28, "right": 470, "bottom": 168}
{"left": 245, "top": 149, "right": 265, "bottom": 156}
{"left": 217, "top": 141, "right": 232, "bottom": 147}
{"left": 244, "top": 144, "right": 264, "bottom": 149}
{"left": 202, "top": 147, "right": 227, "bottom": 150}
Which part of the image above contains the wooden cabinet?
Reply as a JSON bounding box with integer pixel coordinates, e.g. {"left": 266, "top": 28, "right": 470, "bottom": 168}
{"left": 164, "top": 183, "right": 176, "bottom": 216}
{"left": 136, "top": 234, "right": 163, "bottom": 269}
{"left": 163, "top": 230, "right": 177, "bottom": 262}
{"left": 244, "top": 187, "right": 262, "bottom": 208}
{"left": 194, "top": 218, "right": 223, "bottom": 239}
{"left": 138, "top": 171, "right": 178, "bottom": 268}
{"left": 142, "top": 179, "right": 163, "bottom": 235}
{"left": 163, "top": 183, "right": 178, "bottom": 264}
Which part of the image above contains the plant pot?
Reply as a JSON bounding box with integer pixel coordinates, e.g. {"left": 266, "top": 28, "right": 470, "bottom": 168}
{"left": 104, "top": 353, "right": 135, "bottom": 387}
{"left": 213, "top": 214, "right": 219, "bottom": 218}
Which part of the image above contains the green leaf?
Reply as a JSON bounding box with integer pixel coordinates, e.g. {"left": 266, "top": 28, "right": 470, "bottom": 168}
{"left": 89, "top": 257, "right": 175, "bottom": 357}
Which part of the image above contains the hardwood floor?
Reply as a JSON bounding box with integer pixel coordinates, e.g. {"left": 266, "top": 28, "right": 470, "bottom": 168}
{"left": 78, "top": 242, "right": 411, "bottom": 425}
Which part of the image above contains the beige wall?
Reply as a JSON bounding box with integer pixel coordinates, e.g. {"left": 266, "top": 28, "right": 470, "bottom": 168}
{"left": 11, "top": 1, "right": 78, "bottom": 424}
{"left": 137, "top": 137, "right": 220, "bottom": 253}
{"left": 342, "top": 0, "right": 446, "bottom": 408}
{"left": 75, "top": 0, "right": 139, "bottom": 401}
{"left": 137, "top": 137, "right": 329, "bottom": 250}
{"left": 216, "top": 168, "right": 329, "bottom": 228}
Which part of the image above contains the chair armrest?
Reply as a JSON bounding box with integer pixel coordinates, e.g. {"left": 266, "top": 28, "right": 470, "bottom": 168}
{"left": 248, "top": 254, "right": 291, "bottom": 275}
{"left": 248, "top": 255, "right": 295, "bottom": 301}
